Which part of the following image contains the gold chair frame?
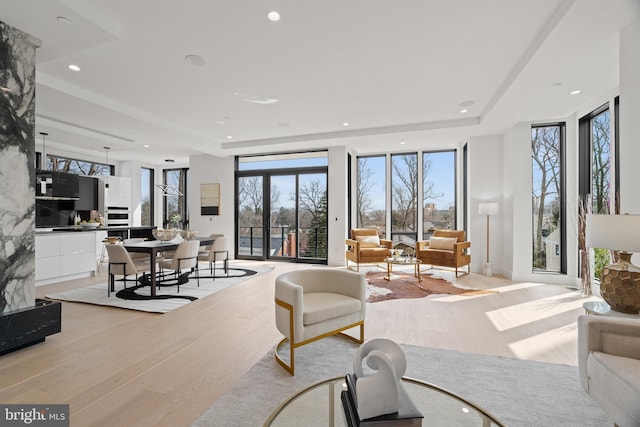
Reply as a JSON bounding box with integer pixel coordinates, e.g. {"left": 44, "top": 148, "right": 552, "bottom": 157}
{"left": 274, "top": 298, "right": 365, "bottom": 376}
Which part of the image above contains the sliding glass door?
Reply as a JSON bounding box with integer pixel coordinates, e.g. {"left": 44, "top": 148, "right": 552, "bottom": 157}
{"left": 236, "top": 152, "right": 329, "bottom": 264}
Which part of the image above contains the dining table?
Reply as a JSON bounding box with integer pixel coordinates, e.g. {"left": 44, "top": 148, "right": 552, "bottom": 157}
{"left": 122, "top": 236, "right": 214, "bottom": 297}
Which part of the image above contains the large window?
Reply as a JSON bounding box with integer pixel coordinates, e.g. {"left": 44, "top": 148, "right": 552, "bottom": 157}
{"left": 423, "top": 151, "right": 456, "bottom": 239}
{"left": 41, "top": 153, "right": 112, "bottom": 176}
{"left": 163, "top": 168, "right": 188, "bottom": 228}
{"left": 531, "top": 123, "right": 565, "bottom": 273}
{"left": 141, "top": 167, "right": 154, "bottom": 226}
{"left": 391, "top": 153, "right": 418, "bottom": 244}
{"left": 356, "top": 150, "right": 458, "bottom": 245}
{"left": 579, "top": 100, "right": 620, "bottom": 283}
{"left": 236, "top": 151, "right": 328, "bottom": 263}
{"left": 357, "top": 156, "right": 386, "bottom": 237}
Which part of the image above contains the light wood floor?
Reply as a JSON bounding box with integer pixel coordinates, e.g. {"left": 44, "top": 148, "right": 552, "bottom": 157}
{"left": 0, "top": 261, "right": 595, "bottom": 426}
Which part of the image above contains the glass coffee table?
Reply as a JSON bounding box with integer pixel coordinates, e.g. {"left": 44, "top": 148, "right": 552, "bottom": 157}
{"left": 264, "top": 376, "right": 503, "bottom": 426}
{"left": 384, "top": 257, "right": 422, "bottom": 282}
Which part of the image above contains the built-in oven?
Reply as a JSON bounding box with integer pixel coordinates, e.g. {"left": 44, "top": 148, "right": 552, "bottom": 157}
{"left": 105, "top": 206, "right": 130, "bottom": 227}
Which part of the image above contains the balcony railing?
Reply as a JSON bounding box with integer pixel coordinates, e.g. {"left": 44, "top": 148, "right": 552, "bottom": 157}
{"left": 237, "top": 226, "right": 327, "bottom": 259}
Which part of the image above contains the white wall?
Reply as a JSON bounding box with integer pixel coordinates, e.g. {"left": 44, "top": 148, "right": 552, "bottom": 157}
{"left": 327, "top": 146, "right": 349, "bottom": 266}
{"left": 620, "top": 15, "right": 640, "bottom": 214}
{"left": 468, "top": 135, "right": 503, "bottom": 274}
{"left": 188, "top": 154, "right": 236, "bottom": 257}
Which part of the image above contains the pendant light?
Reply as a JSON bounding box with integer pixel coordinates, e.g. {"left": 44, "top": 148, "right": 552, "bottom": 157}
{"left": 156, "top": 159, "right": 183, "bottom": 196}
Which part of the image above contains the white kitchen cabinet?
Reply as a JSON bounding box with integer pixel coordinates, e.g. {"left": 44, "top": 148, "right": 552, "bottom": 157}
{"left": 104, "top": 176, "right": 132, "bottom": 208}
{"left": 35, "top": 232, "right": 97, "bottom": 284}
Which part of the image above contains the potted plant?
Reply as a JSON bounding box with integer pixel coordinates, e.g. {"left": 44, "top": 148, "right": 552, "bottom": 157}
{"left": 169, "top": 213, "right": 182, "bottom": 229}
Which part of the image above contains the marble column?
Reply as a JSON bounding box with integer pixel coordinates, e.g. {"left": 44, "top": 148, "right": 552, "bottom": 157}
{"left": 0, "top": 20, "right": 37, "bottom": 314}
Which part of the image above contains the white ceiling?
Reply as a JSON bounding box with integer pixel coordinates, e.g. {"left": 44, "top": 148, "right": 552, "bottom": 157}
{"left": 1, "top": 0, "right": 639, "bottom": 164}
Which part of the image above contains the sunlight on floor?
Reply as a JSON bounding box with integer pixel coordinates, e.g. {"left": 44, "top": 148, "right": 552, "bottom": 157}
{"left": 486, "top": 285, "right": 587, "bottom": 332}
{"left": 508, "top": 322, "right": 577, "bottom": 362}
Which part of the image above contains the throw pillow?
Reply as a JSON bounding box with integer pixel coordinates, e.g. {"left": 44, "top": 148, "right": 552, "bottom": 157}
{"left": 356, "top": 235, "right": 381, "bottom": 248}
{"left": 429, "top": 236, "right": 457, "bottom": 250}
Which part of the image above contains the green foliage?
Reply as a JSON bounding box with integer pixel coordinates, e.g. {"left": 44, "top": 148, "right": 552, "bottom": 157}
{"left": 593, "top": 248, "right": 611, "bottom": 282}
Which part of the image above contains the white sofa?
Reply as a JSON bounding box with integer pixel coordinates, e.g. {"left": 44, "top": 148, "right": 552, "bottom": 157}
{"left": 578, "top": 314, "right": 640, "bottom": 427}
{"left": 275, "top": 268, "right": 366, "bottom": 375}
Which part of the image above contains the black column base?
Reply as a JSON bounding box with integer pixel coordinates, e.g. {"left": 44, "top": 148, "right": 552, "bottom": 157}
{"left": 0, "top": 299, "right": 62, "bottom": 356}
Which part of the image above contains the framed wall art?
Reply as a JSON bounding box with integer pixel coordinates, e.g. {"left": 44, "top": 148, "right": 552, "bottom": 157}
{"left": 200, "top": 183, "right": 220, "bottom": 215}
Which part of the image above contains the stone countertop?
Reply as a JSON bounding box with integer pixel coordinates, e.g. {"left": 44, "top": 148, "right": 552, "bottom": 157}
{"left": 35, "top": 226, "right": 156, "bottom": 234}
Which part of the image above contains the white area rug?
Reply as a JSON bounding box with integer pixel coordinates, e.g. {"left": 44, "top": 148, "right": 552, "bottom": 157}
{"left": 193, "top": 336, "right": 610, "bottom": 427}
{"left": 45, "top": 266, "right": 272, "bottom": 313}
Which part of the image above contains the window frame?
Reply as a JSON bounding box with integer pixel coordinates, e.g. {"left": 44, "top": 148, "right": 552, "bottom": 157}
{"left": 531, "top": 122, "right": 566, "bottom": 274}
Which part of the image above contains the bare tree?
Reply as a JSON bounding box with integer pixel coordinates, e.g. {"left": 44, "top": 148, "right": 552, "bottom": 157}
{"left": 532, "top": 126, "right": 561, "bottom": 267}
{"left": 357, "top": 158, "right": 375, "bottom": 227}
{"left": 297, "top": 179, "right": 326, "bottom": 225}
{"left": 422, "top": 154, "right": 444, "bottom": 205}
{"left": 591, "top": 112, "right": 610, "bottom": 214}
{"left": 391, "top": 154, "right": 418, "bottom": 231}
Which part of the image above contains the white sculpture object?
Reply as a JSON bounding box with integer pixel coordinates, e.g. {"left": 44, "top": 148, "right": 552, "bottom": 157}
{"left": 353, "top": 338, "right": 407, "bottom": 419}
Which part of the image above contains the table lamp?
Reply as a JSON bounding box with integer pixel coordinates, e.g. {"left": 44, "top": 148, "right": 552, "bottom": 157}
{"left": 586, "top": 214, "right": 640, "bottom": 313}
{"left": 479, "top": 202, "right": 499, "bottom": 276}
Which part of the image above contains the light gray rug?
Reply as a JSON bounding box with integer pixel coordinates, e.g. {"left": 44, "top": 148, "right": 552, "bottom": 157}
{"left": 193, "top": 336, "right": 610, "bottom": 427}
{"left": 46, "top": 266, "right": 272, "bottom": 313}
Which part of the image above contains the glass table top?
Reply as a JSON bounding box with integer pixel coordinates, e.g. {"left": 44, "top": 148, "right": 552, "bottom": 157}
{"left": 265, "top": 376, "right": 504, "bottom": 427}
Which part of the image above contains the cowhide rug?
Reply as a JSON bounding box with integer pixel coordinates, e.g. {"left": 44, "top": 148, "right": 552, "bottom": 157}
{"left": 365, "top": 271, "right": 496, "bottom": 303}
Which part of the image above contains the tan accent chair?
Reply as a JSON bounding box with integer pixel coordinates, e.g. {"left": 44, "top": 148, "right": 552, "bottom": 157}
{"left": 416, "top": 229, "right": 471, "bottom": 277}
{"left": 275, "top": 269, "right": 366, "bottom": 375}
{"left": 578, "top": 315, "right": 640, "bottom": 427}
{"left": 345, "top": 229, "right": 393, "bottom": 271}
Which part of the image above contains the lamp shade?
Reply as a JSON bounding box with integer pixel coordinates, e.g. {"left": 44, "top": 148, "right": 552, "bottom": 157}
{"left": 478, "top": 202, "right": 498, "bottom": 216}
{"left": 586, "top": 214, "right": 640, "bottom": 252}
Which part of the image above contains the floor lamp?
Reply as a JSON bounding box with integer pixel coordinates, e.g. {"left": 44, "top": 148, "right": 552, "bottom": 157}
{"left": 479, "top": 202, "right": 499, "bottom": 276}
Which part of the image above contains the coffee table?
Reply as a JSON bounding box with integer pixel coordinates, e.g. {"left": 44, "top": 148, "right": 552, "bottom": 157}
{"left": 264, "top": 376, "right": 503, "bottom": 427}
{"left": 384, "top": 257, "right": 422, "bottom": 282}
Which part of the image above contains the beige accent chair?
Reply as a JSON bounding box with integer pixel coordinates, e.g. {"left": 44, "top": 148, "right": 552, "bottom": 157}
{"left": 346, "top": 229, "right": 393, "bottom": 271}
{"left": 275, "top": 269, "right": 366, "bottom": 375}
{"left": 578, "top": 315, "right": 640, "bottom": 427}
{"left": 416, "top": 229, "right": 471, "bottom": 277}
{"left": 158, "top": 240, "right": 200, "bottom": 291}
{"left": 105, "top": 244, "right": 151, "bottom": 297}
{"left": 197, "top": 236, "right": 229, "bottom": 277}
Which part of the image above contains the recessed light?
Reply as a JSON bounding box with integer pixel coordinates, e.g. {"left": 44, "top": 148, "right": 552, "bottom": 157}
{"left": 570, "top": 90, "right": 581, "bottom": 95}
{"left": 68, "top": 64, "right": 80, "bottom": 71}
{"left": 57, "top": 16, "right": 72, "bottom": 24}
{"left": 268, "top": 11, "right": 281, "bottom": 21}
{"left": 226, "top": 135, "right": 233, "bottom": 139}
{"left": 553, "top": 82, "right": 562, "bottom": 87}
{"left": 342, "top": 122, "right": 350, "bottom": 127}
{"left": 184, "top": 54, "right": 206, "bottom": 67}
{"left": 460, "top": 100, "right": 475, "bottom": 108}
{"left": 400, "top": 139, "right": 406, "bottom": 145}
{"left": 460, "top": 109, "right": 468, "bottom": 114}
{"left": 216, "top": 120, "right": 225, "bottom": 125}
{"left": 277, "top": 122, "right": 290, "bottom": 128}
{"left": 143, "top": 144, "right": 150, "bottom": 148}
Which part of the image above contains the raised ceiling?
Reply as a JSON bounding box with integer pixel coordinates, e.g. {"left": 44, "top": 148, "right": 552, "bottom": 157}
{"left": 1, "top": 0, "right": 638, "bottom": 163}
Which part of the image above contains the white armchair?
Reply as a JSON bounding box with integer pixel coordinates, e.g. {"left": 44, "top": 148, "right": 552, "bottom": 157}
{"left": 275, "top": 269, "right": 366, "bottom": 375}
{"left": 578, "top": 314, "right": 640, "bottom": 427}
